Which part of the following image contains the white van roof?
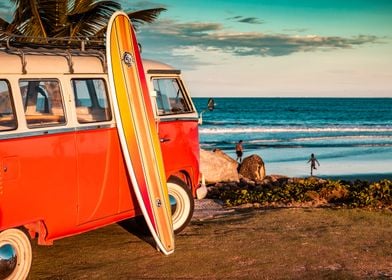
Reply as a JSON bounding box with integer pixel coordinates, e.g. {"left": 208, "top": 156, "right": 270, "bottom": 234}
{"left": 0, "top": 48, "right": 180, "bottom": 76}
{"left": 0, "top": 49, "right": 106, "bottom": 74}
{"left": 142, "top": 59, "right": 181, "bottom": 75}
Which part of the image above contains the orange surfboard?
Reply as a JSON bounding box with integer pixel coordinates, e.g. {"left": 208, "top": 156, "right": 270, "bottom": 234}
{"left": 106, "top": 11, "right": 174, "bottom": 255}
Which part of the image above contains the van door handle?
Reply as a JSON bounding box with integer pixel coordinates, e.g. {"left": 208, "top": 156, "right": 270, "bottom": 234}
{"left": 160, "top": 137, "right": 171, "bottom": 143}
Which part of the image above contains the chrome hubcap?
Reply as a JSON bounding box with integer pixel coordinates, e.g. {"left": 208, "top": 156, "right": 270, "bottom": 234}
{"left": 0, "top": 244, "right": 17, "bottom": 279}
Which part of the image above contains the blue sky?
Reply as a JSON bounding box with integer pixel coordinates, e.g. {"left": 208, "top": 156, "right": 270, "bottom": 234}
{"left": 1, "top": 0, "right": 392, "bottom": 97}
{"left": 133, "top": 0, "right": 392, "bottom": 97}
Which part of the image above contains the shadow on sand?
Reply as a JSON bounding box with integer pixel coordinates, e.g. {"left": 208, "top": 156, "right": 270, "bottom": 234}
{"left": 117, "top": 218, "right": 157, "bottom": 250}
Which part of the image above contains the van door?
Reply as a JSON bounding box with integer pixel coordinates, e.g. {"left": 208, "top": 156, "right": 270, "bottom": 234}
{"left": 151, "top": 78, "right": 200, "bottom": 180}
{"left": 1, "top": 79, "right": 78, "bottom": 236}
{"left": 71, "top": 79, "right": 120, "bottom": 225}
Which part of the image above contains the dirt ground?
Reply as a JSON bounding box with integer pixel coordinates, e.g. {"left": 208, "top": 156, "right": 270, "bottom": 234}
{"left": 29, "top": 201, "right": 392, "bottom": 279}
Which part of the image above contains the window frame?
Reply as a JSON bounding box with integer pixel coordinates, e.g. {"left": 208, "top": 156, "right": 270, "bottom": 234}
{"left": 19, "top": 78, "right": 67, "bottom": 129}
{"left": 151, "top": 77, "right": 194, "bottom": 116}
{"left": 0, "top": 79, "right": 18, "bottom": 131}
{"left": 71, "top": 78, "right": 112, "bottom": 124}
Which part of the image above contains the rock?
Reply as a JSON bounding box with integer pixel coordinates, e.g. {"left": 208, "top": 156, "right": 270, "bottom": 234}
{"left": 238, "top": 154, "right": 266, "bottom": 181}
{"left": 268, "top": 174, "right": 289, "bottom": 182}
{"left": 237, "top": 203, "right": 254, "bottom": 209}
{"left": 200, "top": 149, "right": 239, "bottom": 184}
{"left": 287, "top": 176, "right": 326, "bottom": 185}
{"left": 239, "top": 177, "right": 256, "bottom": 188}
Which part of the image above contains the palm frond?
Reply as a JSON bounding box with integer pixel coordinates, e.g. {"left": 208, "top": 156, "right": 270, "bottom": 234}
{"left": 1, "top": 0, "right": 166, "bottom": 43}
{"left": 37, "top": 0, "right": 67, "bottom": 35}
{"left": 9, "top": 0, "right": 48, "bottom": 39}
{"left": 67, "top": 1, "right": 120, "bottom": 38}
{"left": 68, "top": 0, "right": 121, "bottom": 17}
{"left": 127, "top": 8, "right": 166, "bottom": 25}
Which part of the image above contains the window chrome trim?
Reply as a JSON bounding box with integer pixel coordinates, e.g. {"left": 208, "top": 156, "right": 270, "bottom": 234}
{"left": 74, "top": 123, "right": 115, "bottom": 131}
{"left": 0, "top": 123, "right": 115, "bottom": 140}
{"left": 147, "top": 69, "right": 181, "bottom": 75}
{"left": 158, "top": 117, "right": 199, "bottom": 122}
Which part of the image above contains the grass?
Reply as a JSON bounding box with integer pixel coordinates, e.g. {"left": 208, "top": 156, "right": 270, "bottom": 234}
{"left": 29, "top": 208, "right": 392, "bottom": 279}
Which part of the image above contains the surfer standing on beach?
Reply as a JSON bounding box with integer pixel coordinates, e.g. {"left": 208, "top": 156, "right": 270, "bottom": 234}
{"left": 236, "top": 140, "right": 244, "bottom": 163}
{"left": 307, "top": 153, "right": 320, "bottom": 176}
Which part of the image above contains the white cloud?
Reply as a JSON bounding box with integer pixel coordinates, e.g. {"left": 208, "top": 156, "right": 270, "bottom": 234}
{"left": 138, "top": 19, "right": 381, "bottom": 63}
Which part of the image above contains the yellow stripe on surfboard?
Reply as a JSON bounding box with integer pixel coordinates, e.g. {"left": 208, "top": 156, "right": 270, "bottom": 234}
{"left": 117, "top": 18, "right": 174, "bottom": 248}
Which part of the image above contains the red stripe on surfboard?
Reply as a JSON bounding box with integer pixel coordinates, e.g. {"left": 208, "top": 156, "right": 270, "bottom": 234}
{"left": 127, "top": 143, "right": 157, "bottom": 229}
{"left": 130, "top": 30, "right": 151, "bottom": 114}
{"left": 127, "top": 26, "right": 172, "bottom": 222}
{"left": 128, "top": 26, "right": 173, "bottom": 220}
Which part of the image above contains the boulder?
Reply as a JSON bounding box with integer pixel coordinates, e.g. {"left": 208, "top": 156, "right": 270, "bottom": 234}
{"left": 200, "top": 149, "right": 239, "bottom": 184}
{"left": 238, "top": 154, "right": 266, "bottom": 181}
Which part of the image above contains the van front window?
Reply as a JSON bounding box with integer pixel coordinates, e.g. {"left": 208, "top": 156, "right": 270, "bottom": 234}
{"left": 152, "top": 78, "right": 192, "bottom": 115}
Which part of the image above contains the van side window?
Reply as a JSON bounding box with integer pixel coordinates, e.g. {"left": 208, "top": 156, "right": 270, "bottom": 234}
{"left": 19, "top": 80, "right": 66, "bottom": 127}
{"left": 72, "top": 79, "right": 111, "bottom": 123}
{"left": 152, "top": 78, "right": 192, "bottom": 115}
{"left": 0, "top": 80, "right": 17, "bottom": 131}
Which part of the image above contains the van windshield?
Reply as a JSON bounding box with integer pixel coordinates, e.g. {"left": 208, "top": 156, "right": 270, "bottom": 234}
{"left": 152, "top": 78, "right": 192, "bottom": 115}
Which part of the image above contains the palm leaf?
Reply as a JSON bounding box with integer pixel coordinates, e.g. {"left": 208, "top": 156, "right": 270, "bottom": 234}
{"left": 37, "top": 0, "right": 67, "bottom": 36}
{"left": 1, "top": 0, "right": 165, "bottom": 43}
{"left": 9, "top": 0, "right": 48, "bottom": 40}
{"left": 67, "top": 1, "right": 120, "bottom": 38}
{"left": 95, "top": 7, "right": 167, "bottom": 36}
{"left": 127, "top": 8, "right": 166, "bottom": 25}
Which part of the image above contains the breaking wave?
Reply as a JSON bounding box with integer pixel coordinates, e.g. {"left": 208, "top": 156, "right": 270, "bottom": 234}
{"left": 199, "top": 126, "right": 392, "bottom": 135}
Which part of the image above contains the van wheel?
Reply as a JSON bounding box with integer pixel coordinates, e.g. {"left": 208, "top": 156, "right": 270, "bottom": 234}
{"left": 0, "top": 228, "right": 32, "bottom": 280}
{"left": 168, "top": 176, "right": 194, "bottom": 234}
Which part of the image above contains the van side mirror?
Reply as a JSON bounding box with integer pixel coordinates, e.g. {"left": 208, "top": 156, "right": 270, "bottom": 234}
{"left": 207, "top": 98, "right": 215, "bottom": 111}
{"left": 198, "top": 98, "right": 215, "bottom": 125}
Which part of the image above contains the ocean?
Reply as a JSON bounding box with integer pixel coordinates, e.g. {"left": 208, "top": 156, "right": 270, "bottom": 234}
{"left": 193, "top": 98, "right": 392, "bottom": 180}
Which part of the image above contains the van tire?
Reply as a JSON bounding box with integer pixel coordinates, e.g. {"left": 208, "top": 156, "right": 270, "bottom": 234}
{"left": 168, "top": 176, "right": 194, "bottom": 234}
{"left": 0, "top": 228, "right": 32, "bottom": 280}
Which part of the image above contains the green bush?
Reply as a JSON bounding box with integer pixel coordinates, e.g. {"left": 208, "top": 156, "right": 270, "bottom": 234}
{"left": 348, "top": 179, "right": 392, "bottom": 208}
{"left": 208, "top": 178, "right": 392, "bottom": 209}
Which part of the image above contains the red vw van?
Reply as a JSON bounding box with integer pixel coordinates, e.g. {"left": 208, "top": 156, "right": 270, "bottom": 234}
{"left": 0, "top": 40, "right": 207, "bottom": 279}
